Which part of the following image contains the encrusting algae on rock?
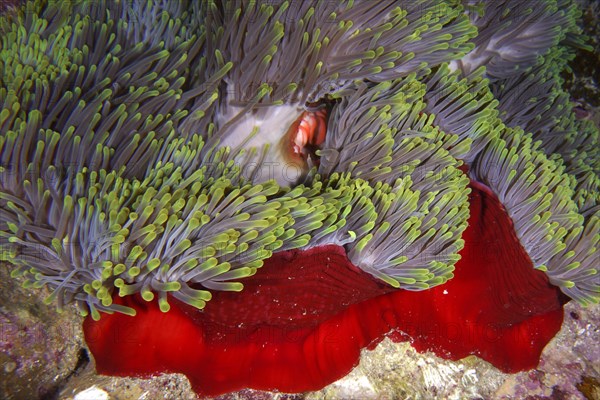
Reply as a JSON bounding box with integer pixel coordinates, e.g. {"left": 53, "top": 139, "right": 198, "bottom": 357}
{"left": 0, "top": 0, "right": 598, "bottom": 397}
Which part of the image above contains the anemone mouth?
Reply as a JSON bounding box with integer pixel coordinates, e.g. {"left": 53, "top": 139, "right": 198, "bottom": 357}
{"left": 280, "top": 108, "right": 328, "bottom": 168}
{"left": 212, "top": 95, "right": 332, "bottom": 186}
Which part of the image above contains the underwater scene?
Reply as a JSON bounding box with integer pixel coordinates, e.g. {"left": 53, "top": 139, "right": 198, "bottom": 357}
{"left": 1, "top": 0, "right": 599, "bottom": 399}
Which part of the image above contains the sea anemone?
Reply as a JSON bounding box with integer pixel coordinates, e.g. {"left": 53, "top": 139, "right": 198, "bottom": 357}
{"left": 1, "top": 0, "right": 598, "bottom": 397}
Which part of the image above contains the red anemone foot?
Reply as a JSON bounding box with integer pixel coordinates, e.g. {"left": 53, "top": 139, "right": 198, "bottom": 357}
{"left": 84, "top": 181, "right": 566, "bottom": 396}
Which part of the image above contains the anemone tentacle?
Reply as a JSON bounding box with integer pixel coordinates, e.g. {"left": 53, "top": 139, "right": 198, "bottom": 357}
{"left": 1, "top": 0, "right": 598, "bottom": 322}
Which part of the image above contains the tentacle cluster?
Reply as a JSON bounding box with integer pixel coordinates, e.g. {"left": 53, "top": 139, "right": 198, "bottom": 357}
{"left": 1, "top": 0, "right": 598, "bottom": 318}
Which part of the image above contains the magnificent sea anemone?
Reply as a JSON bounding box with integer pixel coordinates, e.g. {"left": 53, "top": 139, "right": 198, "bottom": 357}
{"left": 1, "top": 0, "right": 598, "bottom": 397}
